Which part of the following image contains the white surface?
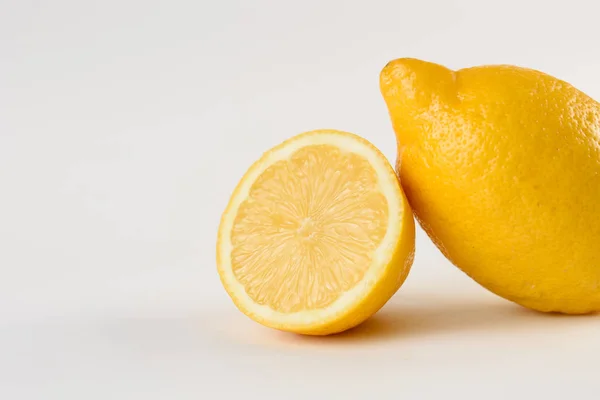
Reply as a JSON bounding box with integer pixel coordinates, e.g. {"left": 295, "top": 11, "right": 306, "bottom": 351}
{"left": 1, "top": 0, "right": 600, "bottom": 398}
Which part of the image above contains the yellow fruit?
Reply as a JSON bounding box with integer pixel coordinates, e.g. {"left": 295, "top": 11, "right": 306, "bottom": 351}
{"left": 217, "top": 130, "right": 415, "bottom": 335}
{"left": 380, "top": 57, "right": 600, "bottom": 314}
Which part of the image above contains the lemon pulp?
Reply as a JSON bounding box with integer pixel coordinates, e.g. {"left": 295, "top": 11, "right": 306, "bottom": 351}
{"left": 230, "top": 144, "right": 389, "bottom": 313}
{"left": 217, "top": 129, "right": 415, "bottom": 335}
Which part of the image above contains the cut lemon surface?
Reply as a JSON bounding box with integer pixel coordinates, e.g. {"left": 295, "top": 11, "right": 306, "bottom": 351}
{"left": 217, "top": 130, "right": 415, "bottom": 335}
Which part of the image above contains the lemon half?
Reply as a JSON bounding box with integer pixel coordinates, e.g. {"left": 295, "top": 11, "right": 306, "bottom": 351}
{"left": 217, "top": 130, "right": 415, "bottom": 335}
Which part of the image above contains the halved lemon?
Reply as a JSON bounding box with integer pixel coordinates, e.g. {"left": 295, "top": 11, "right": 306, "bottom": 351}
{"left": 217, "top": 130, "right": 415, "bottom": 335}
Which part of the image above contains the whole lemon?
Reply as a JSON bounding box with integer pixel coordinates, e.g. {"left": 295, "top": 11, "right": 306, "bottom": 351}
{"left": 380, "top": 58, "right": 600, "bottom": 314}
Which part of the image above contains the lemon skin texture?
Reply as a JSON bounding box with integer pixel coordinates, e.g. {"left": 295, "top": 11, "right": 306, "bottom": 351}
{"left": 380, "top": 58, "right": 600, "bottom": 314}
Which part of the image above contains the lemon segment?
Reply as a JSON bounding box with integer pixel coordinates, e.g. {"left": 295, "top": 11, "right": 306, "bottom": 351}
{"left": 217, "top": 130, "right": 415, "bottom": 335}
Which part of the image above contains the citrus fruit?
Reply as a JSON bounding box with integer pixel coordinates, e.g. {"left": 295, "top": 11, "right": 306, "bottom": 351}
{"left": 217, "top": 129, "right": 415, "bottom": 335}
{"left": 380, "top": 57, "right": 600, "bottom": 314}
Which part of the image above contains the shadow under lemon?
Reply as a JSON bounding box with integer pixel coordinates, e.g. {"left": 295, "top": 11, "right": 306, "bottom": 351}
{"left": 219, "top": 287, "right": 597, "bottom": 348}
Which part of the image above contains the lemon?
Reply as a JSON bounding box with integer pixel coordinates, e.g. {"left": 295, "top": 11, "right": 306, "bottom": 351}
{"left": 380, "top": 57, "right": 600, "bottom": 314}
{"left": 217, "top": 130, "right": 415, "bottom": 335}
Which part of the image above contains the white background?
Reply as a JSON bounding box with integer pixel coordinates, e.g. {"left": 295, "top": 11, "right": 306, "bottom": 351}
{"left": 2, "top": 0, "right": 600, "bottom": 398}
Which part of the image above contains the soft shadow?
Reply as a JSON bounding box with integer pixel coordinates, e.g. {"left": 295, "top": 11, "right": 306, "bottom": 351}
{"left": 266, "top": 294, "right": 598, "bottom": 347}
{"left": 218, "top": 288, "right": 599, "bottom": 349}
